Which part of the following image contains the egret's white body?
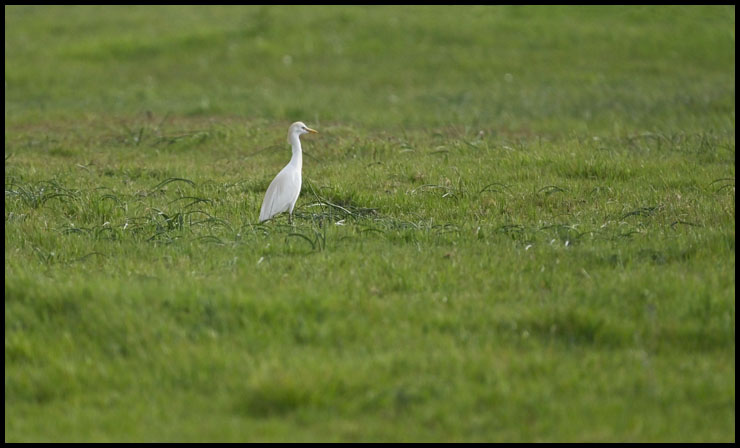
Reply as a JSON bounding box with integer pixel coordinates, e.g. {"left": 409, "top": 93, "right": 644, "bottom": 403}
{"left": 259, "top": 122, "right": 318, "bottom": 222}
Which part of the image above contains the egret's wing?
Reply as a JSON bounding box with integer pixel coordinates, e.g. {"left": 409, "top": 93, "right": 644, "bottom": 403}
{"left": 259, "top": 167, "right": 300, "bottom": 222}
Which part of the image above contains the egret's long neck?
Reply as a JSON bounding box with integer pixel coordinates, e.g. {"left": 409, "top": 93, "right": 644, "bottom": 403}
{"left": 288, "top": 133, "right": 302, "bottom": 170}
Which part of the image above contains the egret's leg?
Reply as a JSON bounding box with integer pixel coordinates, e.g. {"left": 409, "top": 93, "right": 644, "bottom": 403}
{"left": 289, "top": 213, "right": 293, "bottom": 226}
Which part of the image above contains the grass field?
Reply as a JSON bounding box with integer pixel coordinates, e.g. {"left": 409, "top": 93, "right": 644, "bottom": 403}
{"left": 4, "top": 5, "right": 735, "bottom": 442}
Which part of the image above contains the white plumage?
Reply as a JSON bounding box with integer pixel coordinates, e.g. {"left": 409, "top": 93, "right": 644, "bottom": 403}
{"left": 259, "top": 121, "right": 318, "bottom": 223}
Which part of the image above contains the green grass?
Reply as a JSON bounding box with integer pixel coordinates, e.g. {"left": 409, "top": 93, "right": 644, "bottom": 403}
{"left": 5, "top": 5, "right": 735, "bottom": 442}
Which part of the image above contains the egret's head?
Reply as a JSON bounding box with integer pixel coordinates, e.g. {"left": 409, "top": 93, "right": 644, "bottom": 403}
{"left": 289, "top": 121, "right": 318, "bottom": 138}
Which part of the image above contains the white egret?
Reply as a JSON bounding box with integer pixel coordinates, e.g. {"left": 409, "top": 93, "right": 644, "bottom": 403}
{"left": 258, "top": 121, "right": 318, "bottom": 223}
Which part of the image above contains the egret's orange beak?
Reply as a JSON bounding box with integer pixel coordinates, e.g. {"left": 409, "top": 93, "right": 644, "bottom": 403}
{"left": 306, "top": 127, "right": 318, "bottom": 134}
